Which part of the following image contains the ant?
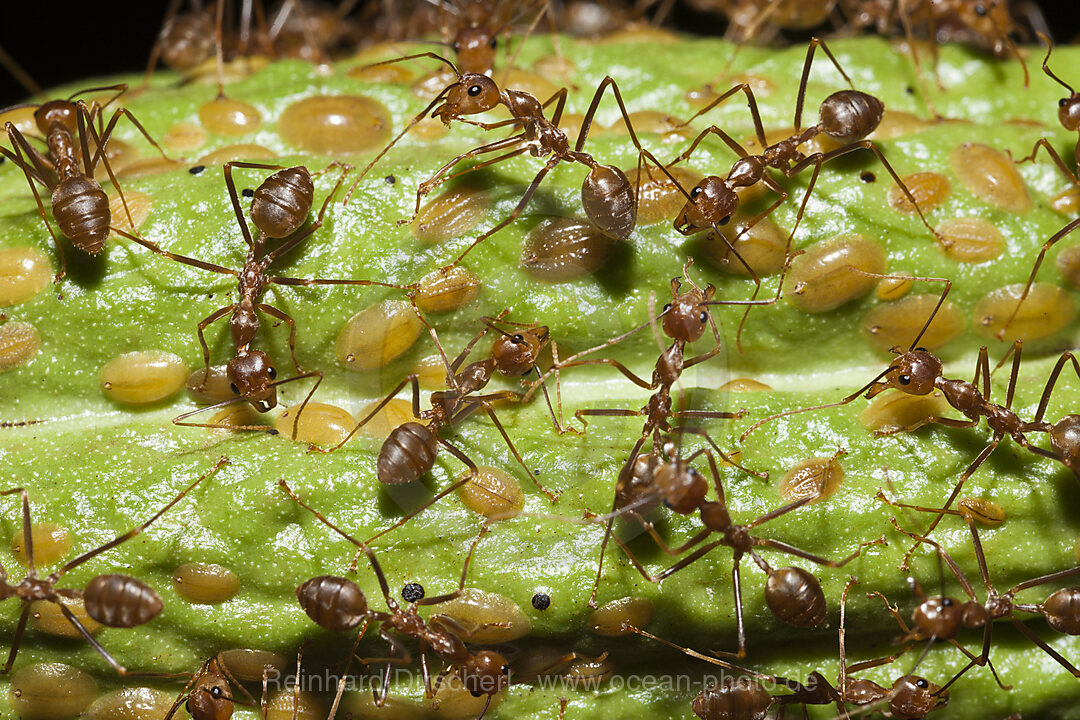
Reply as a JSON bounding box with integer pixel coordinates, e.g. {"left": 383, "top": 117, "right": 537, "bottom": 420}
{"left": 649, "top": 38, "right": 941, "bottom": 315}
{"left": 313, "top": 309, "right": 561, "bottom": 521}
{"left": 279, "top": 479, "right": 508, "bottom": 720}
{"left": 112, "top": 161, "right": 396, "bottom": 433}
{"left": 621, "top": 574, "right": 946, "bottom": 719}
{"left": 164, "top": 652, "right": 261, "bottom": 720}
{"left": 870, "top": 509, "right": 1080, "bottom": 691}
{"left": 998, "top": 33, "right": 1080, "bottom": 340}
{"left": 1, "top": 83, "right": 169, "bottom": 282}
{"left": 521, "top": 262, "right": 770, "bottom": 603}
{"left": 742, "top": 280, "right": 1080, "bottom": 566}
{"left": 343, "top": 52, "right": 652, "bottom": 267}
{"left": 599, "top": 442, "right": 883, "bottom": 657}
{"left": 424, "top": 0, "right": 554, "bottom": 78}
{"left": 0, "top": 457, "right": 228, "bottom": 675}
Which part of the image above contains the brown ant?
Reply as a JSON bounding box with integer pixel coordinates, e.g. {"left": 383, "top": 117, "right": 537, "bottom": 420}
{"left": 112, "top": 161, "right": 393, "bottom": 433}
{"left": 599, "top": 442, "right": 883, "bottom": 657}
{"left": 742, "top": 280, "right": 1080, "bottom": 566}
{"left": 343, "top": 52, "right": 652, "bottom": 266}
{"left": 1, "top": 84, "right": 168, "bottom": 281}
{"left": 998, "top": 33, "right": 1080, "bottom": 340}
{"left": 314, "top": 309, "right": 560, "bottom": 518}
{"left": 649, "top": 38, "right": 941, "bottom": 318}
{"left": 279, "top": 479, "right": 508, "bottom": 720}
{"left": 0, "top": 457, "right": 228, "bottom": 675}
{"left": 870, "top": 509, "right": 1080, "bottom": 691}
{"left": 164, "top": 652, "right": 263, "bottom": 720}
{"left": 621, "top": 575, "right": 946, "bottom": 719}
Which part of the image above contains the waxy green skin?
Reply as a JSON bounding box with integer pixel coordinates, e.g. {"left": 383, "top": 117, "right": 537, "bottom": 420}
{"left": 0, "top": 35, "right": 1079, "bottom": 718}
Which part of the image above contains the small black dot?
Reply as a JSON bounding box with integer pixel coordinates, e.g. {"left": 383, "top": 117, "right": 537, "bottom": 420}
{"left": 242, "top": 188, "right": 254, "bottom": 198}
{"left": 905, "top": 86, "right": 915, "bottom": 95}
{"left": 0, "top": 155, "right": 5, "bottom": 165}
{"left": 189, "top": 165, "right": 206, "bottom": 175}
{"left": 860, "top": 171, "right": 876, "bottom": 183}
{"left": 531, "top": 592, "right": 551, "bottom": 611}
{"left": 402, "top": 582, "right": 425, "bottom": 602}
{"left": 384, "top": 175, "right": 396, "bottom": 185}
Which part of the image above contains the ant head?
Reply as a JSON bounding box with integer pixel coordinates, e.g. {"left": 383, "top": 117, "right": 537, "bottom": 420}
{"left": 1059, "top": 95, "right": 1080, "bottom": 132}
{"left": 187, "top": 672, "right": 233, "bottom": 718}
{"left": 867, "top": 348, "right": 941, "bottom": 399}
{"left": 34, "top": 100, "right": 77, "bottom": 135}
{"left": 433, "top": 74, "right": 501, "bottom": 124}
{"left": 462, "top": 650, "right": 510, "bottom": 697}
{"left": 653, "top": 460, "right": 707, "bottom": 515}
{"left": 674, "top": 176, "right": 737, "bottom": 237}
{"left": 492, "top": 325, "right": 548, "bottom": 377}
{"left": 912, "top": 595, "right": 961, "bottom": 639}
{"left": 888, "top": 675, "right": 947, "bottom": 719}
{"left": 453, "top": 27, "right": 497, "bottom": 74}
{"left": 227, "top": 350, "right": 279, "bottom": 412}
{"left": 662, "top": 281, "right": 715, "bottom": 343}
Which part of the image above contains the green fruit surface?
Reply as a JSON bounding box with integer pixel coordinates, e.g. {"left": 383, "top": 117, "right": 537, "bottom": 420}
{"left": 1, "top": 34, "right": 1080, "bottom": 719}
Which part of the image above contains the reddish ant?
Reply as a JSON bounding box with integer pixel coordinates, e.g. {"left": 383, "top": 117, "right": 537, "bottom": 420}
{"left": 112, "top": 161, "right": 398, "bottom": 434}
{"left": 870, "top": 508, "right": 1080, "bottom": 691}
{"left": 313, "top": 309, "right": 560, "bottom": 524}
{"left": 279, "top": 479, "right": 507, "bottom": 720}
{"left": 343, "top": 52, "right": 654, "bottom": 269}
{"left": 998, "top": 33, "right": 1080, "bottom": 340}
{"left": 621, "top": 574, "right": 946, "bottom": 719}
{"left": 1, "top": 84, "right": 168, "bottom": 281}
{"left": 0, "top": 457, "right": 227, "bottom": 675}
{"left": 743, "top": 280, "right": 1080, "bottom": 566}
{"left": 598, "top": 441, "right": 883, "bottom": 657}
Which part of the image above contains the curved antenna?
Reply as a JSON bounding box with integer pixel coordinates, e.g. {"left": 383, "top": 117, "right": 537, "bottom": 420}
{"left": 1035, "top": 31, "right": 1075, "bottom": 94}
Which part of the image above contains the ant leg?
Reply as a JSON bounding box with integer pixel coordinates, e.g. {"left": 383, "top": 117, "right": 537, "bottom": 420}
{"left": 675, "top": 428, "right": 765, "bottom": 479}
{"left": 996, "top": 215, "right": 1080, "bottom": 340}
{"left": 608, "top": 530, "right": 722, "bottom": 582}
{"left": 477, "top": 398, "right": 559, "bottom": 502}
{"left": 112, "top": 227, "right": 237, "bottom": 276}
{"left": 886, "top": 517, "right": 979, "bottom": 599}
{"left": 77, "top": 107, "right": 137, "bottom": 233}
{"left": 53, "top": 457, "right": 229, "bottom": 579}
{"left": 1032, "top": 351, "right": 1080, "bottom": 424}
{"left": 362, "top": 466, "right": 472, "bottom": 547}
{"left": 1013, "top": 138, "right": 1079, "bottom": 186}
{"left": 407, "top": 134, "right": 528, "bottom": 224}
{"left": 224, "top": 162, "right": 283, "bottom": 249}
{"left": 793, "top": 37, "right": 856, "bottom": 132}
{"left": 788, "top": 141, "right": 942, "bottom": 244}
{"left": 311, "top": 374, "right": 420, "bottom": 454}
{"left": 666, "top": 125, "right": 751, "bottom": 168}
{"left": 89, "top": 105, "right": 172, "bottom": 170}
{"left": 1, "top": 605, "right": 30, "bottom": 673}
{"left": 0, "top": 488, "right": 36, "bottom": 574}
{"left": 257, "top": 303, "right": 303, "bottom": 374}
{"left": 447, "top": 157, "right": 560, "bottom": 269}
{"left": 274, "top": 371, "right": 324, "bottom": 442}
{"left": 900, "top": 434, "right": 1004, "bottom": 571}
{"left": 677, "top": 83, "right": 768, "bottom": 150}
{"left": 1010, "top": 617, "right": 1080, "bottom": 677}
{"left": 588, "top": 435, "right": 648, "bottom": 607}
{"left": 193, "top": 305, "right": 237, "bottom": 384}
{"left": 5, "top": 128, "right": 66, "bottom": 281}
{"left": 420, "top": 524, "right": 490, "bottom": 605}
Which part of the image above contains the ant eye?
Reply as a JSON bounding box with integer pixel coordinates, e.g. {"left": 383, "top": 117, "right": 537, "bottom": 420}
{"left": 898, "top": 374, "right": 911, "bottom": 386}
{"left": 1061, "top": 98, "right": 1070, "bottom": 107}
{"left": 718, "top": 216, "right": 730, "bottom": 226}
{"left": 230, "top": 383, "right": 240, "bottom": 395}
{"left": 452, "top": 41, "right": 461, "bottom": 51}
{"left": 512, "top": 333, "right": 524, "bottom": 343}
{"left": 916, "top": 678, "right": 929, "bottom": 689}
{"left": 690, "top": 186, "right": 702, "bottom": 199}
{"left": 501, "top": 664, "right": 509, "bottom": 674}
{"left": 975, "top": 3, "right": 986, "bottom": 14}
{"left": 914, "top": 346, "right": 928, "bottom": 352}
{"left": 663, "top": 303, "right": 672, "bottom": 312}
{"left": 211, "top": 687, "right": 223, "bottom": 699}
{"left": 468, "top": 84, "right": 482, "bottom": 97}
{"left": 489, "top": 38, "right": 497, "bottom": 49}
{"left": 699, "top": 311, "right": 708, "bottom": 323}
{"left": 268, "top": 367, "right": 277, "bottom": 380}
{"left": 942, "top": 597, "right": 954, "bottom": 606}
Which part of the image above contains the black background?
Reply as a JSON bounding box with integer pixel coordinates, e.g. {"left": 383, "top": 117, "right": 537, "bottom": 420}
{"left": 0, "top": 0, "right": 1078, "bottom": 107}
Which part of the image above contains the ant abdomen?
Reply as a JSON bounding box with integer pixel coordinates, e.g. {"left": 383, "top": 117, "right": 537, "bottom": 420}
{"left": 581, "top": 165, "right": 636, "bottom": 241}
{"left": 764, "top": 567, "right": 826, "bottom": 628}
{"left": 818, "top": 90, "right": 884, "bottom": 143}
{"left": 1042, "top": 587, "right": 1080, "bottom": 635}
{"left": 83, "top": 574, "right": 164, "bottom": 628}
{"left": 296, "top": 575, "right": 369, "bottom": 632}
{"left": 250, "top": 166, "right": 314, "bottom": 239}
{"left": 51, "top": 177, "right": 109, "bottom": 253}
{"left": 161, "top": 12, "right": 214, "bottom": 70}
{"left": 1049, "top": 415, "right": 1080, "bottom": 473}
{"left": 378, "top": 422, "right": 439, "bottom": 485}
{"left": 691, "top": 677, "right": 772, "bottom": 720}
